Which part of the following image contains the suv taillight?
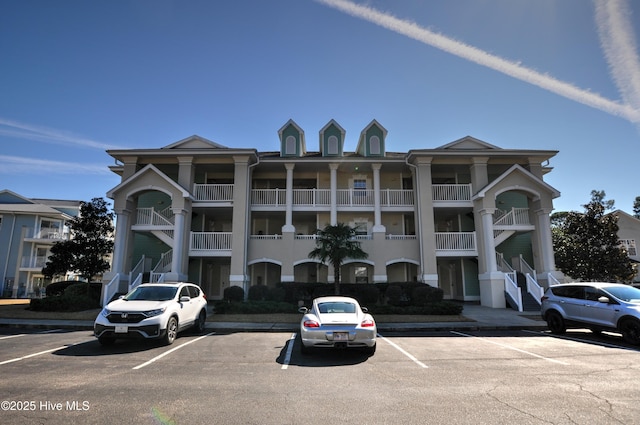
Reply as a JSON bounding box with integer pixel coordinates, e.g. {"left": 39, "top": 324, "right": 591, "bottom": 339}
{"left": 541, "top": 295, "right": 548, "bottom": 302}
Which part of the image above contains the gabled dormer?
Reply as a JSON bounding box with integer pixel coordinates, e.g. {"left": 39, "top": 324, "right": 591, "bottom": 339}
{"left": 356, "top": 119, "right": 387, "bottom": 157}
{"left": 319, "top": 119, "right": 345, "bottom": 157}
{"left": 278, "top": 119, "right": 306, "bottom": 157}
{"left": 162, "top": 135, "right": 228, "bottom": 149}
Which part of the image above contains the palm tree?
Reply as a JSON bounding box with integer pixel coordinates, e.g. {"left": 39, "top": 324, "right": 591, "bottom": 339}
{"left": 308, "top": 223, "right": 369, "bottom": 295}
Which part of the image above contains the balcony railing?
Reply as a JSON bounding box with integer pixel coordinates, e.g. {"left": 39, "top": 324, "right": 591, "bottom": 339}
{"left": 136, "top": 207, "right": 174, "bottom": 226}
{"left": 251, "top": 188, "right": 415, "bottom": 207}
{"left": 193, "top": 184, "right": 234, "bottom": 202}
{"left": 24, "top": 227, "right": 69, "bottom": 241}
{"left": 432, "top": 184, "right": 472, "bottom": 202}
{"left": 190, "top": 232, "right": 233, "bottom": 251}
{"left": 435, "top": 232, "right": 477, "bottom": 251}
{"left": 494, "top": 208, "right": 531, "bottom": 226}
{"left": 21, "top": 255, "right": 48, "bottom": 269}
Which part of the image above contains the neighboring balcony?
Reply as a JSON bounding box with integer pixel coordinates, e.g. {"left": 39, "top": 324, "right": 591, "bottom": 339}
{"left": 23, "top": 227, "right": 69, "bottom": 242}
{"left": 20, "top": 255, "right": 47, "bottom": 271}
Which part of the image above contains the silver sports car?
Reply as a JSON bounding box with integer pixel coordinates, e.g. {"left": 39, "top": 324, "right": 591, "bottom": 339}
{"left": 298, "top": 296, "right": 377, "bottom": 355}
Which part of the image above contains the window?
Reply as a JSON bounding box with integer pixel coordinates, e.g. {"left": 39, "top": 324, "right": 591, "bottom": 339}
{"left": 369, "top": 136, "right": 380, "bottom": 155}
{"left": 285, "top": 135, "right": 296, "bottom": 155}
{"left": 327, "top": 135, "right": 339, "bottom": 155}
{"left": 353, "top": 179, "right": 366, "bottom": 191}
{"left": 620, "top": 239, "right": 637, "bottom": 256}
{"left": 355, "top": 266, "right": 368, "bottom": 283}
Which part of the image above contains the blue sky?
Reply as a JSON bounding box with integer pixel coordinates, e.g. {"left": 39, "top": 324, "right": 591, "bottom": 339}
{"left": 1, "top": 0, "right": 639, "bottom": 214}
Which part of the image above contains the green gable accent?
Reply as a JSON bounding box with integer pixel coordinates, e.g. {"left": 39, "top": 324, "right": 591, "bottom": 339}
{"left": 357, "top": 119, "right": 387, "bottom": 157}
{"left": 321, "top": 123, "right": 344, "bottom": 156}
{"left": 278, "top": 119, "right": 306, "bottom": 157}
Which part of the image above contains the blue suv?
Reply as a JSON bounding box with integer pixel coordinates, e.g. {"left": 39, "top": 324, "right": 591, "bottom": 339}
{"left": 541, "top": 282, "right": 640, "bottom": 345}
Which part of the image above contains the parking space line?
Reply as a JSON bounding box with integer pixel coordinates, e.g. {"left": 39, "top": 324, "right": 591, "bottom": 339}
{"left": 132, "top": 332, "right": 215, "bottom": 370}
{"left": 0, "top": 338, "right": 94, "bottom": 365}
{"left": 377, "top": 334, "right": 428, "bottom": 368}
{"left": 450, "top": 331, "right": 570, "bottom": 365}
{"left": 0, "top": 334, "right": 25, "bottom": 340}
{"left": 522, "top": 329, "right": 639, "bottom": 351}
{"left": 281, "top": 333, "right": 296, "bottom": 370}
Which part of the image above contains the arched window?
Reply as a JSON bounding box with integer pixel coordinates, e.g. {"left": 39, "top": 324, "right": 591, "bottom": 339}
{"left": 285, "top": 135, "right": 296, "bottom": 155}
{"left": 369, "top": 136, "right": 380, "bottom": 155}
{"left": 327, "top": 135, "right": 338, "bottom": 155}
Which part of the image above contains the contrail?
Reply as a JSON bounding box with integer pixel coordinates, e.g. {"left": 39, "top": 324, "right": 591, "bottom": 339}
{"left": 0, "top": 155, "right": 111, "bottom": 175}
{"left": 0, "top": 117, "right": 121, "bottom": 150}
{"left": 315, "top": 0, "right": 640, "bottom": 124}
{"left": 594, "top": 0, "right": 640, "bottom": 113}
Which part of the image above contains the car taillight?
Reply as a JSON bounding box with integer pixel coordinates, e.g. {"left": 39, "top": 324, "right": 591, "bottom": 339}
{"left": 361, "top": 319, "right": 375, "bottom": 327}
{"left": 541, "top": 295, "right": 548, "bottom": 302}
{"left": 303, "top": 320, "right": 320, "bottom": 328}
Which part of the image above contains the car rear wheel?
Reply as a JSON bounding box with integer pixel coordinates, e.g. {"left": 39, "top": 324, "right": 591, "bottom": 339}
{"left": 300, "top": 343, "right": 312, "bottom": 355}
{"left": 364, "top": 343, "right": 376, "bottom": 356}
{"left": 193, "top": 310, "right": 206, "bottom": 334}
{"left": 545, "top": 311, "right": 566, "bottom": 334}
{"left": 620, "top": 318, "right": 640, "bottom": 345}
{"left": 163, "top": 316, "right": 178, "bottom": 345}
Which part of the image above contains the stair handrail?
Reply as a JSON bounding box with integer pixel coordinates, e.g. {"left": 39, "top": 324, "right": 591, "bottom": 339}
{"left": 496, "top": 252, "right": 515, "bottom": 274}
{"left": 548, "top": 273, "right": 563, "bottom": 286}
{"left": 150, "top": 250, "right": 172, "bottom": 283}
{"left": 516, "top": 255, "right": 537, "bottom": 281}
{"left": 525, "top": 273, "right": 544, "bottom": 306}
{"left": 102, "top": 273, "right": 120, "bottom": 307}
{"left": 504, "top": 272, "right": 523, "bottom": 312}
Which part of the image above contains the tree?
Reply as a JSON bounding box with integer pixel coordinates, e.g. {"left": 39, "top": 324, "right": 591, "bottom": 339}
{"left": 551, "top": 190, "right": 635, "bottom": 282}
{"left": 308, "top": 223, "right": 369, "bottom": 295}
{"left": 633, "top": 196, "right": 640, "bottom": 219}
{"left": 43, "top": 197, "right": 115, "bottom": 282}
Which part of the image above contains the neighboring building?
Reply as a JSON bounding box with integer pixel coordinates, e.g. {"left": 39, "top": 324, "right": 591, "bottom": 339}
{"left": 0, "top": 190, "right": 82, "bottom": 298}
{"left": 103, "top": 120, "right": 563, "bottom": 309}
{"left": 612, "top": 210, "right": 640, "bottom": 283}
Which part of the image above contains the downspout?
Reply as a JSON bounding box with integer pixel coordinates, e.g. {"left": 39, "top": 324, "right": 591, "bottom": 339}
{"left": 405, "top": 156, "right": 424, "bottom": 283}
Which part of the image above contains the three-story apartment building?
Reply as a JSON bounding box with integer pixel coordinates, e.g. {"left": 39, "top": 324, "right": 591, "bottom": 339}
{"left": 0, "top": 190, "right": 81, "bottom": 298}
{"left": 102, "top": 119, "right": 563, "bottom": 309}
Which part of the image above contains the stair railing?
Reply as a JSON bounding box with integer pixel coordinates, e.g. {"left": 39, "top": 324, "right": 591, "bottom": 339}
{"left": 504, "top": 272, "right": 523, "bottom": 312}
{"left": 102, "top": 273, "right": 120, "bottom": 307}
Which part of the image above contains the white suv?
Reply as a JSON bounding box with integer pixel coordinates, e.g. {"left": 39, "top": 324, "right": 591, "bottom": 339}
{"left": 541, "top": 282, "right": 640, "bottom": 345}
{"left": 94, "top": 282, "right": 207, "bottom": 346}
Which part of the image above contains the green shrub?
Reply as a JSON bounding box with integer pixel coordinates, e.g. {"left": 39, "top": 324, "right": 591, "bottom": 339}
{"left": 411, "top": 285, "right": 444, "bottom": 306}
{"left": 212, "top": 300, "right": 298, "bottom": 314}
{"left": 266, "top": 286, "right": 286, "bottom": 302}
{"left": 30, "top": 282, "right": 101, "bottom": 312}
{"left": 223, "top": 285, "right": 245, "bottom": 302}
{"left": 358, "top": 285, "right": 380, "bottom": 306}
{"left": 385, "top": 285, "right": 404, "bottom": 306}
{"left": 248, "top": 284, "right": 269, "bottom": 301}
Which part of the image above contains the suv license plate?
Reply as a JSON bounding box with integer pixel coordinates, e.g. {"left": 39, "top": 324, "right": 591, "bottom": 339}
{"left": 115, "top": 325, "right": 128, "bottom": 333}
{"left": 334, "top": 332, "right": 348, "bottom": 341}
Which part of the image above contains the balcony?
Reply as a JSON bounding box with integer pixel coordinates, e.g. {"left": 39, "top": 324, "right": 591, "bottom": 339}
{"left": 23, "top": 227, "right": 69, "bottom": 242}
{"left": 21, "top": 255, "right": 47, "bottom": 270}
{"left": 193, "top": 184, "right": 234, "bottom": 203}
{"left": 435, "top": 232, "right": 477, "bottom": 256}
{"left": 189, "top": 232, "right": 233, "bottom": 256}
{"left": 432, "top": 184, "right": 472, "bottom": 207}
{"left": 250, "top": 188, "right": 415, "bottom": 209}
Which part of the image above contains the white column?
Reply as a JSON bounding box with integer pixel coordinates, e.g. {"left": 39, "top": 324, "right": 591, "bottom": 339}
{"left": 536, "top": 208, "right": 556, "bottom": 272}
{"left": 282, "top": 163, "right": 295, "bottom": 233}
{"left": 330, "top": 163, "right": 338, "bottom": 225}
{"left": 171, "top": 209, "right": 186, "bottom": 276}
{"left": 480, "top": 208, "right": 498, "bottom": 273}
{"left": 111, "top": 208, "right": 130, "bottom": 275}
{"left": 372, "top": 163, "right": 385, "bottom": 232}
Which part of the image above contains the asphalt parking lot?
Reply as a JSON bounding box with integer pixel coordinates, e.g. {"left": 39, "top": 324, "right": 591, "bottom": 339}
{"left": 1, "top": 328, "right": 640, "bottom": 425}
